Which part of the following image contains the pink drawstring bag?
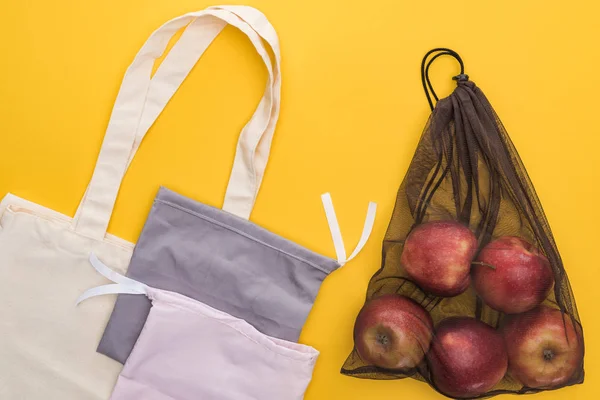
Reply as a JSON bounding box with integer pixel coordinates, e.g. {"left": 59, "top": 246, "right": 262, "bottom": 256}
{"left": 77, "top": 254, "right": 318, "bottom": 400}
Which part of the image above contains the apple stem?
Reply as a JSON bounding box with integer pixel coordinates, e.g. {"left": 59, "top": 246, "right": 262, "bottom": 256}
{"left": 471, "top": 261, "right": 496, "bottom": 270}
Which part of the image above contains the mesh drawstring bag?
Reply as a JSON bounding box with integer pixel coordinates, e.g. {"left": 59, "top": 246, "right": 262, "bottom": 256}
{"left": 342, "top": 48, "right": 584, "bottom": 399}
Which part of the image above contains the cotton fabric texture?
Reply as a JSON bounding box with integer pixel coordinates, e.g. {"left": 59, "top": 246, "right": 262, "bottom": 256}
{"left": 80, "top": 255, "right": 318, "bottom": 400}
{"left": 0, "top": 196, "right": 131, "bottom": 399}
{"left": 0, "top": 5, "right": 287, "bottom": 399}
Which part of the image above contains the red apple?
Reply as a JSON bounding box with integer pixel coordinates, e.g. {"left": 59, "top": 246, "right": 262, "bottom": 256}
{"left": 427, "top": 317, "right": 508, "bottom": 398}
{"left": 401, "top": 221, "right": 478, "bottom": 297}
{"left": 472, "top": 236, "right": 554, "bottom": 314}
{"left": 502, "top": 306, "right": 583, "bottom": 389}
{"left": 354, "top": 294, "right": 434, "bottom": 370}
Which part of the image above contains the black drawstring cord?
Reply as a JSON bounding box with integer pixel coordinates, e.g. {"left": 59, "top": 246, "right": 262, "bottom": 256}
{"left": 425, "top": 52, "right": 457, "bottom": 102}
{"left": 421, "top": 48, "right": 467, "bottom": 111}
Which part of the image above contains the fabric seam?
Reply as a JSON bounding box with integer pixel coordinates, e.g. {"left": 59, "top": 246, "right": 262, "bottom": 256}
{"left": 3, "top": 204, "right": 134, "bottom": 251}
{"left": 153, "top": 296, "right": 318, "bottom": 363}
{"left": 155, "top": 198, "right": 337, "bottom": 274}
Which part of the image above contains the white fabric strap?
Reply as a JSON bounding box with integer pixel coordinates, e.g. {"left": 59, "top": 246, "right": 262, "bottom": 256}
{"left": 76, "top": 254, "right": 149, "bottom": 305}
{"left": 321, "top": 193, "right": 377, "bottom": 266}
{"left": 73, "top": 6, "right": 281, "bottom": 240}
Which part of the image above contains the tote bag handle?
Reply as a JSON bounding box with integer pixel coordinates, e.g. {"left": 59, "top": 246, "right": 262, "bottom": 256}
{"left": 73, "top": 6, "right": 281, "bottom": 240}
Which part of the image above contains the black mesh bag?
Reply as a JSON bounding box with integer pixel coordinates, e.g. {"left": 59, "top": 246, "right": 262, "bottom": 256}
{"left": 342, "top": 49, "right": 584, "bottom": 399}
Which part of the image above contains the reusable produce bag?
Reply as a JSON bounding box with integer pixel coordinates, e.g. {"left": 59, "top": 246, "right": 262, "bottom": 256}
{"left": 0, "top": 5, "right": 295, "bottom": 399}
{"left": 342, "top": 49, "right": 584, "bottom": 398}
{"left": 79, "top": 254, "right": 319, "bottom": 400}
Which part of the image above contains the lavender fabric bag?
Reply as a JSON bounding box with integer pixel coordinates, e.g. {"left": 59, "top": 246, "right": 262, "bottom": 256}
{"left": 79, "top": 255, "right": 319, "bottom": 400}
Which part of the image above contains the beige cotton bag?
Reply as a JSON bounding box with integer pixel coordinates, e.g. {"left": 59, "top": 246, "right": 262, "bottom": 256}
{"left": 0, "top": 5, "right": 282, "bottom": 399}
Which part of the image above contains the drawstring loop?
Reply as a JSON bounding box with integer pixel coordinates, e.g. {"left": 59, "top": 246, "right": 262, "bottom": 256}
{"left": 421, "top": 48, "right": 466, "bottom": 111}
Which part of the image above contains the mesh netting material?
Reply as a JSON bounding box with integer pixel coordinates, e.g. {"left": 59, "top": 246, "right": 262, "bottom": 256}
{"left": 341, "top": 49, "right": 584, "bottom": 398}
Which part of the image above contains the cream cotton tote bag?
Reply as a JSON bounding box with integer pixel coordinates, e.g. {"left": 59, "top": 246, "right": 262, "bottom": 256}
{"left": 0, "top": 5, "right": 287, "bottom": 399}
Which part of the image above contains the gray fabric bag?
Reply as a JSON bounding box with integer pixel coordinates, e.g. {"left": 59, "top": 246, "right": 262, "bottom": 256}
{"left": 97, "top": 7, "right": 377, "bottom": 364}
{"left": 99, "top": 187, "right": 356, "bottom": 363}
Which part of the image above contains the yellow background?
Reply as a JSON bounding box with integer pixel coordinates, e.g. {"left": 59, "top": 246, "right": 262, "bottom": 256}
{"left": 0, "top": 0, "right": 598, "bottom": 398}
